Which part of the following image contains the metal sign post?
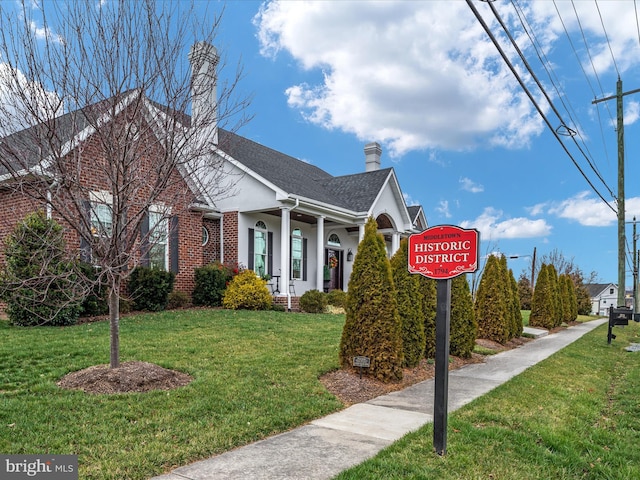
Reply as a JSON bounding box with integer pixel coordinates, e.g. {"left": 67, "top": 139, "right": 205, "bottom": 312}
{"left": 408, "top": 225, "right": 479, "bottom": 456}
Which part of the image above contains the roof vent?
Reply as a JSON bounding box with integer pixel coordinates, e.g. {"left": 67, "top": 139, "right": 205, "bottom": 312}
{"left": 364, "top": 142, "right": 382, "bottom": 172}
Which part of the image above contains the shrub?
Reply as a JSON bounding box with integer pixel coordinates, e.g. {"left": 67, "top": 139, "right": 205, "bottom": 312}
{"left": 128, "top": 266, "right": 175, "bottom": 312}
{"left": 475, "top": 254, "right": 509, "bottom": 343}
{"left": 449, "top": 274, "right": 477, "bottom": 358}
{"left": 339, "top": 216, "right": 403, "bottom": 382}
{"left": 530, "top": 264, "right": 555, "bottom": 329}
{"left": 391, "top": 238, "right": 425, "bottom": 367}
{"left": 300, "top": 289, "right": 328, "bottom": 313}
{"left": 420, "top": 276, "right": 437, "bottom": 358}
{"left": 0, "top": 211, "right": 83, "bottom": 326}
{"left": 326, "top": 289, "right": 347, "bottom": 308}
{"left": 192, "top": 262, "right": 233, "bottom": 307}
{"left": 222, "top": 270, "right": 272, "bottom": 310}
{"left": 78, "top": 261, "right": 109, "bottom": 317}
{"left": 167, "top": 290, "right": 190, "bottom": 310}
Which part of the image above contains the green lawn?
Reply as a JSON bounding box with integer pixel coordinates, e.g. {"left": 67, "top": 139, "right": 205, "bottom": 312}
{"left": 336, "top": 320, "right": 640, "bottom": 479}
{"left": 0, "top": 309, "right": 344, "bottom": 479}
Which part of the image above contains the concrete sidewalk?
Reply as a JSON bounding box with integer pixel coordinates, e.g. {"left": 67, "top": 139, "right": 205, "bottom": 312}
{"left": 151, "top": 318, "right": 607, "bottom": 480}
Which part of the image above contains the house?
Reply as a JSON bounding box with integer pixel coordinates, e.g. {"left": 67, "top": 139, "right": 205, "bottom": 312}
{"left": 585, "top": 283, "right": 618, "bottom": 316}
{"left": 0, "top": 42, "right": 427, "bottom": 309}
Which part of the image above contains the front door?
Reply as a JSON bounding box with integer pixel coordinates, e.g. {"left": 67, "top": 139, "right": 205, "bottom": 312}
{"left": 325, "top": 249, "right": 344, "bottom": 291}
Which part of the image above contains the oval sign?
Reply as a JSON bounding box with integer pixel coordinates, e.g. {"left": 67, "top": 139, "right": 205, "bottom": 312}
{"left": 408, "top": 225, "right": 479, "bottom": 280}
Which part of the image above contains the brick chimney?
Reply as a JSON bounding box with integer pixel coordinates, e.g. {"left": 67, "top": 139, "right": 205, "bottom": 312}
{"left": 364, "top": 142, "right": 382, "bottom": 172}
{"left": 188, "top": 42, "right": 219, "bottom": 145}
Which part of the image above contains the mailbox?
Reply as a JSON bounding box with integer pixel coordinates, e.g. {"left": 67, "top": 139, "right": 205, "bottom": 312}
{"left": 608, "top": 306, "right": 633, "bottom": 344}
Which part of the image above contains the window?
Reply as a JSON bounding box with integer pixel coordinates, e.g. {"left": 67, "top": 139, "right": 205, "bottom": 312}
{"left": 148, "top": 209, "right": 169, "bottom": 270}
{"left": 291, "top": 228, "right": 302, "bottom": 280}
{"left": 202, "top": 226, "right": 209, "bottom": 246}
{"left": 328, "top": 233, "right": 341, "bottom": 247}
{"left": 89, "top": 191, "right": 113, "bottom": 237}
{"left": 610, "top": 288, "right": 614, "bottom": 295}
{"left": 254, "top": 220, "right": 268, "bottom": 277}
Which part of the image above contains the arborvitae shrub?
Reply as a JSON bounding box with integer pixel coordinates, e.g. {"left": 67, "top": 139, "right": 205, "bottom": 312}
{"left": 128, "top": 266, "right": 175, "bottom": 312}
{"left": 391, "top": 238, "right": 425, "bottom": 367}
{"left": 326, "top": 289, "right": 347, "bottom": 308}
{"left": 192, "top": 262, "right": 233, "bottom": 307}
{"left": 475, "top": 254, "right": 509, "bottom": 343}
{"left": 450, "top": 274, "right": 477, "bottom": 358}
{"left": 530, "top": 264, "right": 555, "bottom": 329}
{"left": 222, "top": 270, "right": 272, "bottom": 310}
{"left": 517, "top": 274, "right": 533, "bottom": 310}
{"left": 1, "top": 211, "right": 83, "bottom": 326}
{"left": 509, "top": 269, "right": 524, "bottom": 338}
{"left": 420, "top": 276, "right": 437, "bottom": 358}
{"left": 548, "top": 264, "right": 562, "bottom": 327}
{"left": 300, "top": 289, "right": 328, "bottom": 313}
{"left": 339, "top": 217, "right": 403, "bottom": 382}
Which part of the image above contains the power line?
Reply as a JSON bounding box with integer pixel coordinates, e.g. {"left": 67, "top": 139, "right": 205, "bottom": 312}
{"left": 511, "top": 0, "right": 615, "bottom": 200}
{"left": 594, "top": 0, "right": 620, "bottom": 77}
{"left": 466, "top": 0, "right": 616, "bottom": 213}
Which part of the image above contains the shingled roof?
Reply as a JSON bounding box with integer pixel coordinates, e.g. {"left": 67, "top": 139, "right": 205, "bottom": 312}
{"left": 217, "top": 128, "right": 397, "bottom": 213}
{"left": 1, "top": 91, "right": 409, "bottom": 216}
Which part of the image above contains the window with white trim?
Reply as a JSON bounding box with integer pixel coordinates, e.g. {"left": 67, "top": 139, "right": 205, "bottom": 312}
{"left": 291, "top": 228, "right": 302, "bottom": 280}
{"left": 89, "top": 191, "right": 113, "bottom": 237}
{"left": 149, "top": 207, "right": 169, "bottom": 270}
{"left": 254, "top": 220, "right": 268, "bottom": 277}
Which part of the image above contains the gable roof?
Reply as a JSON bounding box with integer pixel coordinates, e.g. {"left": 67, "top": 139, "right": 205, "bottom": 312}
{"left": 217, "top": 128, "right": 406, "bottom": 215}
{"left": 2, "top": 91, "right": 422, "bottom": 221}
{"left": 585, "top": 283, "right": 616, "bottom": 298}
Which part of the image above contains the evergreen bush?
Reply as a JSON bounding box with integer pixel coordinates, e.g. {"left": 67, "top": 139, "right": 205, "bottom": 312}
{"left": 128, "top": 266, "right": 175, "bottom": 312}
{"left": 391, "top": 238, "right": 425, "bottom": 367}
{"left": 0, "top": 211, "right": 83, "bottom": 326}
{"left": 420, "top": 276, "right": 437, "bottom": 358}
{"left": 530, "top": 264, "right": 555, "bottom": 329}
{"left": 222, "top": 270, "right": 272, "bottom": 310}
{"left": 449, "top": 274, "right": 477, "bottom": 358}
{"left": 77, "top": 261, "right": 109, "bottom": 317}
{"left": 475, "top": 254, "right": 509, "bottom": 343}
{"left": 339, "top": 217, "right": 403, "bottom": 382}
{"left": 192, "top": 262, "right": 233, "bottom": 307}
{"left": 299, "top": 289, "right": 328, "bottom": 313}
{"left": 326, "top": 289, "right": 347, "bottom": 308}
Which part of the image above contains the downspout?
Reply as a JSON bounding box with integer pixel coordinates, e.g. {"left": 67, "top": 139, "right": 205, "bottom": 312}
{"left": 46, "top": 179, "right": 59, "bottom": 220}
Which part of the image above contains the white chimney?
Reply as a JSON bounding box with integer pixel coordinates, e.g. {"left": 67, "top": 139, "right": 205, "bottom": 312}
{"left": 188, "top": 42, "right": 219, "bottom": 145}
{"left": 364, "top": 142, "right": 382, "bottom": 172}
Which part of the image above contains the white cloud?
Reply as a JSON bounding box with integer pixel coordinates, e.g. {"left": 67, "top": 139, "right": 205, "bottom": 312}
{"left": 460, "top": 207, "right": 551, "bottom": 240}
{"left": 255, "top": 1, "right": 640, "bottom": 157}
{"left": 547, "top": 191, "right": 616, "bottom": 227}
{"left": 255, "top": 1, "right": 547, "bottom": 157}
{"left": 435, "top": 200, "right": 451, "bottom": 219}
{"left": 460, "top": 177, "right": 483, "bottom": 193}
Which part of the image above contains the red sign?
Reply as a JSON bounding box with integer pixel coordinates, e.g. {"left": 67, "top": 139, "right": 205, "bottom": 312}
{"left": 408, "top": 225, "right": 479, "bottom": 280}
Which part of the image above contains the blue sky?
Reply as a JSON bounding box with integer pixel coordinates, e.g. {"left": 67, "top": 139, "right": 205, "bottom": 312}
{"left": 7, "top": 1, "right": 640, "bottom": 287}
{"left": 209, "top": 0, "right": 640, "bottom": 287}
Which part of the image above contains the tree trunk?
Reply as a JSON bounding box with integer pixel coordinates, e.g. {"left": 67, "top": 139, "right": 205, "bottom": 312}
{"left": 109, "top": 279, "right": 120, "bottom": 368}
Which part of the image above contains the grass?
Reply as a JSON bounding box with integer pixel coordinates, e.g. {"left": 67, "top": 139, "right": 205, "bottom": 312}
{"left": 0, "top": 309, "right": 345, "bottom": 479}
{"left": 335, "top": 321, "right": 640, "bottom": 480}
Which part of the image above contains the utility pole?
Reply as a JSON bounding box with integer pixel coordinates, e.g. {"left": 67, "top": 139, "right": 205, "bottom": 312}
{"left": 593, "top": 78, "right": 640, "bottom": 307}
{"left": 634, "top": 218, "right": 638, "bottom": 314}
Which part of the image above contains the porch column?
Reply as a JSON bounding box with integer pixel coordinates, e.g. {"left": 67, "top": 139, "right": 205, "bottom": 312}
{"left": 391, "top": 232, "right": 400, "bottom": 256}
{"left": 316, "top": 216, "right": 325, "bottom": 291}
{"left": 280, "top": 207, "right": 290, "bottom": 298}
{"left": 358, "top": 223, "right": 365, "bottom": 242}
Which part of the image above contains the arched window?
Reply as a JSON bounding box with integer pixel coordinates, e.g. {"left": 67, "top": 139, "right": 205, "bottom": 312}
{"left": 253, "top": 221, "right": 268, "bottom": 277}
{"left": 291, "top": 228, "right": 303, "bottom": 280}
{"left": 327, "top": 233, "right": 341, "bottom": 247}
{"left": 202, "top": 226, "right": 209, "bottom": 246}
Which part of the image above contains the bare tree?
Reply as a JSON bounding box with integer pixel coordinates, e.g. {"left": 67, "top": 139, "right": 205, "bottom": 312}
{"left": 0, "top": 0, "right": 249, "bottom": 367}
